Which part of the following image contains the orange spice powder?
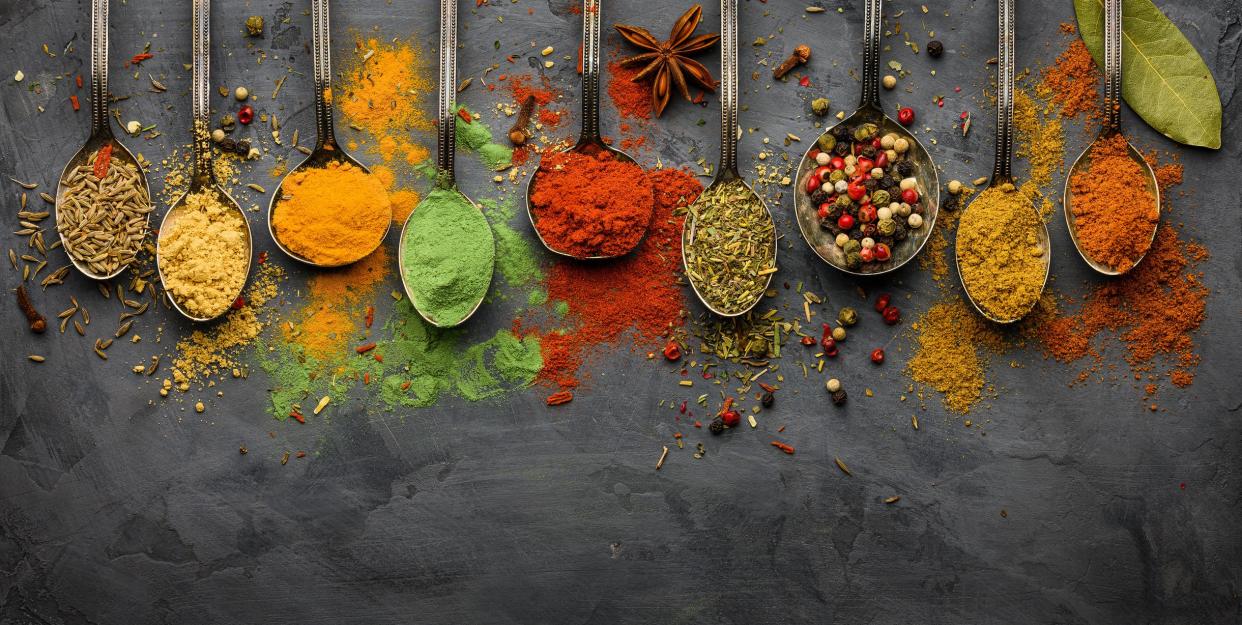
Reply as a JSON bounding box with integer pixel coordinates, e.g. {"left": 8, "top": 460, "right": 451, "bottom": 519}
{"left": 1039, "top": 31, "right": 1100, "bottom": 120}
{"left": 285, "top": 246, "right": 390, "bottom": 365}
{"left": 1067, "top": 133, "right": 1160, "bottom": 273}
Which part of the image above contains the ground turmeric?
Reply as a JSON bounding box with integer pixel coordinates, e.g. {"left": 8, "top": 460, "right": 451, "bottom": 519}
{"left": 270, "top": 160, "right": 392, "bottom": 266}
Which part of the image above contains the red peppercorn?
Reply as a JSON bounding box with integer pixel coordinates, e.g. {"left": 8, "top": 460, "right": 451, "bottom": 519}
{"left": 231, "top": 296, "right": 246, "bottom": 309}
{"left": 871, "top": 137, "right": 883, "bottom": 149}
{"left": 837, "top": 214, "right": 855, "bottom": 230}
{"left": 801, "top": 335, "right": 817, "bottom": 346}
{"left": 870, "top": 347, "right": 885, "bottom": 364}
{"left": 663, "top": 341, "right": 681, "bottom": 361}
{"left": 817, "top": 203, "right": 831, "bottom": 219}
{"left": 859, "top": 247, "right": 875, "bottom": 262}
{"left": 858, "top": 205, "right": 877, "bottom": 223}
{"left": 814, "top": 165, "right": 833, "bottom": 181}
{"left": 874, "top": 243, "right": 892, "bottom": 262}
{"left": 897, "top": 107, "right": 915, "bottom": 126}
{"left": 805, "top": 173, "right": 821, "bottom": 194}
{"left": 882, "top": 305, "right": 901, "bottom": 325}
{"left": 874, "top": 293, "right": 892, "bottom": 312}
{"left": 875, "top": 151, "right": 889, "bottom": 169}
{"left": 901, "top": 188, "right": 919, "bottom": 204}
{"left": 857, "top": 157, "right": 874, "bottom": 172}
{"left": 830, "top": 156, "right": 845, "bottom": 170}
{"left": 238, "top": 105, "right": 255, "bottom": 125}
{"left": 847, "top": 183, "right": 867, "bottom": 201}
{"left": 721, "top": 410, "right": 741, "bottom": 428}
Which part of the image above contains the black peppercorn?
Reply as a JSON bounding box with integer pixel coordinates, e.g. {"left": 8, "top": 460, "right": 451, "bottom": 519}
{"left": 220, "top": 138, "right": 237, "bottom": 152}
{"left": 810, "top": 188, "right": 829, "bottom": 206}
{"left": 927, "top": 40, "right": 944, "bottom": 58}
{"left": 896, "top": 161, "right": 915, "bottom": 177}
{"left": 761, "top": 392, "right": 774, "bottom": 408}
{"left": 832, "top": 124, "right": 852, "bottom": 141}
{"left": 709, "top": 418, "right": 725, "bottom": 434}
{"left": 831, "top": 389, "right": 848, "bottom": 405}
{"left": 860, "top": 145, "right": 877, "bottom": 158}
{"left": 863, "top": 179, "right": 879, "bottom": 192}
{"left": 833, "top": 142, "right": 850, "bottom": 156}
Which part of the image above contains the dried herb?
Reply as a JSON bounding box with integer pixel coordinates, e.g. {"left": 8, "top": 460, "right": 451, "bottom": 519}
{"left": 683, "top": 179, "right": 776, "bottom": 315}
{"left": 615, "top": 4, "right": 719, "bottom": 117}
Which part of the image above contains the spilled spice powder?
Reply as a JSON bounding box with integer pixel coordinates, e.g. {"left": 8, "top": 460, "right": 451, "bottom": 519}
{"left": 284, "top": 246, "right": 390, "bottom": 366}
{"left": 339, "top": 38, "right": 433, "bottom": 166}
{"left": 607, "top": 59, "right": 653, "bottom": 121}
{"left": 1038, "top": 29, "right": 1101, "bottom": 120}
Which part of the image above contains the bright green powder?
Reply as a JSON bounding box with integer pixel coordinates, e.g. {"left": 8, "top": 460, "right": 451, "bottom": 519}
{"left": 401, "top": 186, "right": 495, "bottom": 326}
{"left": 478, "top": 197, "right": 542, "bottom": 288}
{"left": 456, "top": 106, "right": 513, "bottom": 171}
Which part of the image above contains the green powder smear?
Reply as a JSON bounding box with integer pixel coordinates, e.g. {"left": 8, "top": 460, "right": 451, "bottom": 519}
{"left": 401, "top": 186, "right": 496, "bottom": 326}
{"left": 456, "top": 106, "right": 513, "bottom": 171}
{"left": 479, "top": 196, "right": 542, "bottom": 288}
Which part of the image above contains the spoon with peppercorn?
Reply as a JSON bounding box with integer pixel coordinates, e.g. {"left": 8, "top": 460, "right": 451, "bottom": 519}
{"left": 793, "top": 0, "right": 939, "bottom": 276}
{"left": 1062, "top": 0, "right": 1160, "bottom": 276}
{"left": 54, "top": 0, "right": 153, "bottom": 281}
{"left": 157, "top": 0, "right": 253, "bottom": 322}
{"left": 955, "top": 0, "right": 1050, "bottom": 324}
{"left": 524, "top": 0, "right": 653, "bottom": 261}
{"left": 680, "top": 0, "right": 777, "bottom": 317}
{"left": 267, "top": 0, "right": 390, "bottom": 268}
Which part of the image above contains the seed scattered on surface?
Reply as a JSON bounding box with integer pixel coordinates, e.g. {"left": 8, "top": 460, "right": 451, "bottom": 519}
{"left": 313, "top": 395, "right": 331, "bottom": 415}
{"left": 834, "top": 456, "right": 852, "bottom": 476}
{"left": 884, "top": 496, "right": 901, "bottom": 504}
{"left": 882, "top": 74, "right": 897, "bottom": 89}
{"left": 195, "top": 401, "right": 205, "bottom": 413}
{"left": 234, "top": 86, "right": 249, "bottom": 101}
{"left": 28, "top": 354, "right": 45, "bottom": 362}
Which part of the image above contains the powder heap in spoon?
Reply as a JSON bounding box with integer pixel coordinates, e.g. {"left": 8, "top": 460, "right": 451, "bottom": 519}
{"left": 1068, "top": 133, "right": 1159, "bottom": 272}
{"left": 271, "top": 160, "right": 392, "bottom": 265}
{"left": 159, "top": 190, "right": 249, "bottom": 319}
{"left": 401, "top": 187, "right": 494, "bottom": 326}
{"left": 529, "top": 149, "right": 654, "bottom": 257}
{"left": 957, "top": 185, "right": 1045, "bottom": 320}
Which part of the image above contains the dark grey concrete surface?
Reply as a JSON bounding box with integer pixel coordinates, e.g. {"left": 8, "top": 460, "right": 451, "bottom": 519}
{"left": 1, "top": 1, "right": 1240, "bottom": 623}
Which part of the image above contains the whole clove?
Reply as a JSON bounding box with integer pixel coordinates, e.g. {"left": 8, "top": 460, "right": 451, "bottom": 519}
{"left": 508, "top": 95, "right": 536, "bottom": 146}
{"left": 773, "top": 44, "right": 811, "bottom": 79}
{"left": 15, "top": 285, "right": 46, "bottom": 333}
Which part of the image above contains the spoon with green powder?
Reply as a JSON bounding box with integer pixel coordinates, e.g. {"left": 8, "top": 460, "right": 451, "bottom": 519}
{"left": 955, "top": 0, "right": 1049, "bottom": 324}
{"left": 157, "top": 0, "right": 253, "bottom": 323}
{"left": 397, "top": 0, "right": 495, "bottom": 328}
{"left": 681, "top": 0, "right": 777, "bottom": 317}
{"left": 266, "top": 0, "right": 390, "bottom": 268}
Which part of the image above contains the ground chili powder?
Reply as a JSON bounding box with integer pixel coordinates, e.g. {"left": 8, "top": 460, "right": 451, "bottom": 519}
{"left": 1039, "top": 27, "right": 1100, "bottom": 120}
{"left": 607, "top": 60, "right": 653, "bottom": 120}
{"left": 535, "top": 168, "right": 702, "bottom": 388}
{"left": 528, "top": 147, "right": 656, "bottom": 258}
{"left": 1067, "top": 132, "right": 1160, "bottom": 272}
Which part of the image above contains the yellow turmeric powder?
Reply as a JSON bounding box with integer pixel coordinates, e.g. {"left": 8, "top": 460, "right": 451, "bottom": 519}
{"left": 270, "top": 160, "right": 392, "bottom": 266}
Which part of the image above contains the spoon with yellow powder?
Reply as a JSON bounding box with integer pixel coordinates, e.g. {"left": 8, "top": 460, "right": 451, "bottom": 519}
{"left": 156, "top": 0, "right": 253, "bottom": 323}
{"left": 397, "top": 0, "right": 495, "bottom": 328}
{"left": 266, "top": 0, "right": 391, "bottom": 267}
{"left": 954, "top": 0, "right": 1049, "bottom": 324}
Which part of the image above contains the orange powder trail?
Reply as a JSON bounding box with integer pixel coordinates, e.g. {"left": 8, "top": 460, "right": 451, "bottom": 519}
{"left": 286, "top": 247, "right": 391, "bottom": 365}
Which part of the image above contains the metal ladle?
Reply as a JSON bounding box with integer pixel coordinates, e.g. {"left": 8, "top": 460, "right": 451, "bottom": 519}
{"left": 156, "top": 0, "right": 253, "bottom": 322}
{"left": 54, "top": 0, "right": 152, "bottom": 281}
{"left": 397, "top": 0, "right": 494, "bottom": 328}
{"left": 955, "top": 0, "right": 1049, "bottom": 324}
{"left": 1062, "top": 0, "right": 1160, "bottom": 275}
{"left": 681, "top": 0, "right": 776, "bottom": 317}
{"left": 793, "top": 0, "right": 939, "bottom": 276}
{"left": 524, "top": 0, "right": 652, "bottom": 260}
{"left": 267, "top": 0, "right": 389, "bottom": 267}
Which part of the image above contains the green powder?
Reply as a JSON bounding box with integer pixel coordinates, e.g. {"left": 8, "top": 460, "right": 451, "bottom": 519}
{"left": 401, "top": 186, "right": 496, "bottom": 326}
{"left": 256, "top": 340, "right": 354, "bottom": 420}
{"left": 527, "top": 289, "right": 548, "bottom": 306}
{"left": 479, "top": 197, "right": 543, "bottom": 287}
{"left": 456, "top": 106, "right": 513, "bottom": 171}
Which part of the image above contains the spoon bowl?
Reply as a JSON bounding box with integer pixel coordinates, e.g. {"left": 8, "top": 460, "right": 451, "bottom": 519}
{"left": 398, "top": 185, "right": 493, "bottom": 328}
{"left": 526, "top": 0, "right": 651, "bottom": 261}
{"left": 157, "top": 181, "right": 253, "bottom": 322}
{"left": 55, "top": 0, "right": 152, "bottom": 281}
{"left": 682, "top": 171, "right": 777, "bottom": 317}
{"left": 267, "top": 0, "right": 390, "bottom": 268}
{"left": 956, "top": 184, "right": 1050, "bottom": 324}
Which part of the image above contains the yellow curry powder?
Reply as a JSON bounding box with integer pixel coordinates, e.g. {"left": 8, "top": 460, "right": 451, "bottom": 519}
{"left": 956, "top": 185, "right": 1047, "bottom": 321}
{"left": 270, "top": 160, "right": 392, "bottom": 265}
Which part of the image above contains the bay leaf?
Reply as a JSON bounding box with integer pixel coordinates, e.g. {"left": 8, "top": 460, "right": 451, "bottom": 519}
{"left": 1074, "top": 0, "right": 1221, "bottom": 149}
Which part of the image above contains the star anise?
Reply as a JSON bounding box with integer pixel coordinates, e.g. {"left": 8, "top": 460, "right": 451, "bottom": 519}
{"left": 615, "top": 4, "right": 720, "bottom": 117}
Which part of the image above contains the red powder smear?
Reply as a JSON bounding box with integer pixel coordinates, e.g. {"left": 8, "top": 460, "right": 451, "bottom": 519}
{"left": 538, "top": 108, "right": 562, "bottom": 128}
{"left": 607, "top": 60, "right": 653, "bottom": 120}
{"left": 536, "top": 168, "right": 703, "bottom": 389}
{"left": 1041, "top": 34, "right": 1100, "bottom": 119}
{"left": 510, "top": 73, "right": 559, "bottom": 107}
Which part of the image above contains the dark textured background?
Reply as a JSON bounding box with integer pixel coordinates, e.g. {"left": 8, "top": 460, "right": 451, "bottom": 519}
{"left": 2, "top": 1, "right": 1240, "bottom": 623}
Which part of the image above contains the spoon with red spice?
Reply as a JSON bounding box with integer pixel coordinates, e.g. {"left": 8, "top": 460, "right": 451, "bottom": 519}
{"left": 524, "top": 0, "right": 654, "bottom": 261}
{"left": 1062, "top": 0, "right": 1160, "bottom": 276}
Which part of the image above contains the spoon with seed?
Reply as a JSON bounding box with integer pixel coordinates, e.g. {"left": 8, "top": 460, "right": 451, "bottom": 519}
{"left": 793, "top": 0, "right": 939, "bottom": 276}
{"left": 267, "top": 0, "right": 389, "bottom": 267}
{"left": 54, "top": 0, "right": 153, "bottom": 281}
{"left": 955, "top": 0, "right": 1049, "bottom": 324}
{"left": 156, "top": 0, "right": 253, "bottom": 322}
{"left": 524, "top": 0, "right": 652, "bottom": 260}
{"left": 1062, "top": 0, "right": 1160, "bottom": 275}
{"left": 681, "top": 0, "right": 777, "bottom": 317}
{"left": 397, "top": 0, "right": 494, "bottom": 328}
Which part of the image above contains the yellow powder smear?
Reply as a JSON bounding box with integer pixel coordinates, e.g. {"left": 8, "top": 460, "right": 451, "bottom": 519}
{"left": 340, "top": 38, "right": 433, "bottom": 142}
{"left": 286, "top": 246, "right": 389, "bottom": 363}
{"left": 1013, "top": 89, "right": 1065, "bottom": 218}
{"left": 371, "top": 165, "right": 420, "bottom": 223}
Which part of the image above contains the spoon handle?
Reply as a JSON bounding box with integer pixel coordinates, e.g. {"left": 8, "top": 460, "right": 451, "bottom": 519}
{"left": 435, "top": 0, "right": 459, "bottom": 184}
{"left": 310, "top": 0, "right": 337, "bottom": 149}
{"left": 858, "top": 0, "right": 882, "bottom": 108}
{"left": 579, "top": 0, "right": 603, "bottom": 143}
{"left": 718, "top": 0, "right": 739, "bottom": 174}
{"left": 88, "top": 0, "right": 112, "bottom": 137}
{"left": 1103, "top": 0, "right": 1122, "bottom": 132}
{"left": 190, "top": 0, "right": 214, "bottom": 186}
{"left": 991, "top": 0, "right": 1016, "bottom": 183}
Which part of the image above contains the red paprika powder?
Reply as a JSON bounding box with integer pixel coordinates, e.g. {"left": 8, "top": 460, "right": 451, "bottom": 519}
{"left": 528, "top": 147, "right": 655, "bottom": 258}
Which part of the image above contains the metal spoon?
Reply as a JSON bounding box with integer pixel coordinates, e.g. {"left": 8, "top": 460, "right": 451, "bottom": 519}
{"left": 524, "top": 0, "right": 652, "bottom": 260}
{"left": 1062, "top": 0, "right": 1160, "bottom": 276}
{"left": 267, "top": 0, "right": 388, "bottom": 267}
{"left": 681, "top": 0, "right": 776, "bottom": 318}
{"left": 793, "top": 0, "right": 939, "bottom": 276}
{"left": 156, "top": 0, "right": 253, "bottom": 322}
{"left": 54, "top": 0, "right": 152, "bottom": 281}
{"left": 397, "top": 0, "right": 494, "bottom": 328}
{"left": 955, "top": 0, "right": 1049, "bottom": 324}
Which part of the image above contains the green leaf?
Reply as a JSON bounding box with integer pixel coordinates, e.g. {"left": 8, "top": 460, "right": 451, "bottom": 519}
{"left": 1074, "top": 0, "right": 1222, "bottom": 149}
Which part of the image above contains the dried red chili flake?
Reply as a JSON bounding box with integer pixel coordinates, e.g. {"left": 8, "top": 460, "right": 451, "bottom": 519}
{"left": 69, "top": 95, "right": 80, "bottom": 111}
{"left": 373, "top": 353, "right": 383, "bottom": 363}
{"left": 289, "top": 410, "right": 306, "bottom": 423}
{"left": 365, "top": 305, "right": 375, "bottom": 328}
{"left": 231, "top": 296, "right": 246, "bottom": 309}
{"left": 546, "top": 390, "right": 573, "bottom": 405}
{"left": 799, "top": 75, "right": 811, "bottom": 87}
{"left": 662, "top": 340, "right": 681, "bottom": 361}
{"left": 457, "top": 107, "right": 473, "bottom": 124}
{"left": 400, "top": 381, "right": 412, "bottom": 391}
{"left": 363, "top": 372, "right": 371, "bottom": 385}
{"left": 257, "top": 250, "right": 268, "bottom": 264}
{"left": 771, "top": 441, "right": 795, "bottom": 454}
{"left": 296, "top": 451, "right": 307, "bottom": 458}
{"left": 693, "top": 420, "right": 702, "bottom": 428}
{"left": 130, "top": 52, "right": 153, "bottom": 65}
{"left": 75, "top": 74, "right": 83, "bottom": 89}
{"left": 679, "top": 400, "right": 687, "bottom": 414}
{"left": 92, "top": 143, "right": 113, "bottom": 179}
{"left": 355, "top": 342, "right": 377, "bottom": 354}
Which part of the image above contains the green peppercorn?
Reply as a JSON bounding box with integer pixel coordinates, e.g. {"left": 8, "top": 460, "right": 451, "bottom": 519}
{"left": 845, "top": 252, "right": 862, "bottom": 270}
{"left": 853, "top": 123, "right": 879, "bottom": 142}
{"left": 829, "top": 170, "right": 847, "bottom": 184}
{"left": 245, "top": 15, "right": 265, "bottom": 37}
{"left": 811, "top": 97, "right": 831, "bottom": 117}
{"left": 871, "top": 190, "right": 890, "bottom": 206}
{"left": 842, "top": 240, "right": 861, "bottom": 255}
{"left": 835, "top": 194, "right": 852, "bottom": 209}
{"left": 817, "top": 133, "right": 837, "bottom": 152}
{"left": 877, "top": 218, "right": 897, "bottom": 236}
{"left": 838, "top": 306, "right": 859, "bottom": 327}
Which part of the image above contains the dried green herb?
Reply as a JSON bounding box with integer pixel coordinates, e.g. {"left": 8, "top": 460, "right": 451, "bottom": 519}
{"left": 683, "top": 179, "right": 776, "bottom": 315}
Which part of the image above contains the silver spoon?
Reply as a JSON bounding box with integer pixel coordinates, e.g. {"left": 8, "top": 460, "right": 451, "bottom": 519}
{"left": 793, "top": 0, "right": 939, "bottom": 276}
{"left": 1062, "top": 0, "right": 1160, "bottom": 276}
{"left": 524, "top": 0, "right": 652, "bottom": 261}
{"left": 267, "top": 0, "right": 389, "bottom": 267}
{"left": 156, "top": 0, "right": 253, "bottom": 322}
{"left": 681, "top": 0, "right": 776, "bottom": 318}
{"left": 955, "top": 0, "right": 1049, "bottom": 324}
{"left": 54, "top": 0, "right": 152, "bottom": 281}
{"left": 397, "top": 0, "right": 494, "bottom": 328}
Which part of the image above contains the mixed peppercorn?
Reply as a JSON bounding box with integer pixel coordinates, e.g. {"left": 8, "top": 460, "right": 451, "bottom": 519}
{"left": 803, "top": 121, "right": 927, "bottom": 270}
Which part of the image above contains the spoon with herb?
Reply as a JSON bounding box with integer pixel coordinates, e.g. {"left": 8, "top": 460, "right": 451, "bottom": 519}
{"left": 681, "top": 0, "right": 777, "bottom": 317}
{"left": 954, "top": 0, "right": 1049, "bottom": 324}
{"left": 54, "top": 0, "right": 153, "bottom": 281}
{"left": 524, "top": 0, "right": 653, "bottom": 261}
{"left": 398, "top": 0, "right": 495, "bottom": 328}
{"left": 1062, "top": 0, "right": 1160, "bottom": 276}
{"left": 267, "top": 0, "right": 390, "bottom": 267}
{"left": 793, "top": 0, "right": 939, "bottom": 276}
{"left": 156, "top": 0, "right": 253, "bottom": 322}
